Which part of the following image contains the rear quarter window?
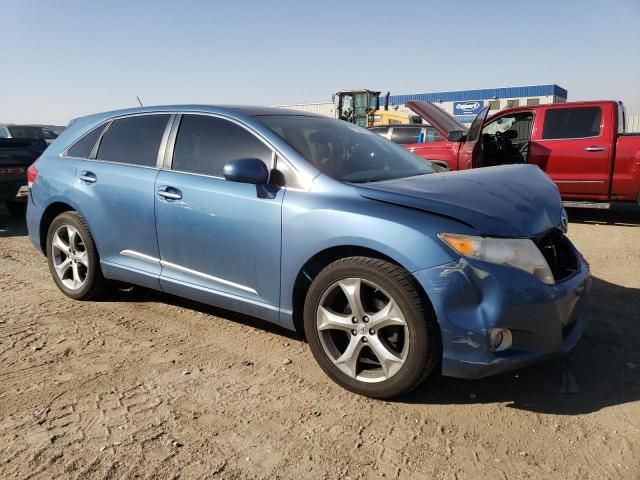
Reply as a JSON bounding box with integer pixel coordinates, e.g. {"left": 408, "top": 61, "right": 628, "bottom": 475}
{"left": 97, "top": 114, "right": 170, "bottom": 166}
{"left": 542, "top": 107, "right": 602, "bottom": 140}
{"left": 66, "top": 124, "right": 108, "bottom": 158}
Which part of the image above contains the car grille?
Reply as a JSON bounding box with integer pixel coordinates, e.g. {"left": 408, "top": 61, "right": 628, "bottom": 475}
{"left": 534, "top": 229, "right": 579, "bottom": 282}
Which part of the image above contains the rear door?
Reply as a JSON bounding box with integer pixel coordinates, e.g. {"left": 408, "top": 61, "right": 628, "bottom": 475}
{"left": 458, "top": 106, "right": 490, "bottom": 170}
{"left": 529, "top": 105, "right": 612, "bottom": 197}
{"left": 73, "top": 113, "right": 172, "bottom": 288}
{"left": 154, "top": 114, "right": 284, "bottom": 323}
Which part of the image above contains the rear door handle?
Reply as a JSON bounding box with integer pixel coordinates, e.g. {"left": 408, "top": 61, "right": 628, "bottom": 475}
{"left": 157, "top": 186, "right": 182, "bottom": 200}
{"left": 79, "top": 171, "right": 97, "bottom": 183}
{"left": 584, "top": 146, "right": 606, "bottom": 152}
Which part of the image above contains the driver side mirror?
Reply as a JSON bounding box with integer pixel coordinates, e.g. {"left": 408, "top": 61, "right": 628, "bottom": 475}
{"left": 223, "top": 158, "right": 269, "bottom": 185}
{"left": 447, "top": 130, "right": 466, "bottom": 142}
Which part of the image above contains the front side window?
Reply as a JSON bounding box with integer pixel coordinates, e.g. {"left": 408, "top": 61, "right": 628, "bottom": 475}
{"left": 172, "top": 115, "right": 272, "bottom": 177}
{"left": 542, "top": 107, "right": 602, "bottom": 140}
{"left": 66, "top": 123, "right": 108, "bottom": 158}
{"left": 483, "top": 112, "right": 534, "bottom": 143}
{"left": 97, "top": 115, "right": 170, "bottom": 166}
{"left": 391, "top": 127, "right": 421, "bottom": 145}
{"left": 255, "top": 115, "right": 433, "bottom": 183}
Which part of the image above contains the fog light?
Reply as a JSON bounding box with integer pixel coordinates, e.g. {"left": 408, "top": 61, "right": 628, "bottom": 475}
{"left": 490, "top": 328, "right": 512, "bottom": 352}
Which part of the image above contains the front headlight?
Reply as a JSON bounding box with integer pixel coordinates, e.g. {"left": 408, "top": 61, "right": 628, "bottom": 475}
{"left": 438, "top": 233, "right": 555, "bottom": 285}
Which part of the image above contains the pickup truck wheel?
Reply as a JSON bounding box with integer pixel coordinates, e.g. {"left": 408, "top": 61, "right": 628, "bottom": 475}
{"left": 303, "top": 256, "right": 440, "bottom": 399}
{"left": 46, "top": 211, "right": 106, "bottom": 300}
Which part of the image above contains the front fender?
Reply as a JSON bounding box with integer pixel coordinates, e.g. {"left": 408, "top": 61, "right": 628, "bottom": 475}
{"left": 279, "top": 186, "right": 476, "bottom": 316}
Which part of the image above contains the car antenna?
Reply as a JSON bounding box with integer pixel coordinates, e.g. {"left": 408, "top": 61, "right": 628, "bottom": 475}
{"left": 136, "top": 96, "right": 144, "bottom": 107}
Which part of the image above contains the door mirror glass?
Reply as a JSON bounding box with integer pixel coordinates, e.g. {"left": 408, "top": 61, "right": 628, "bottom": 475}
{"left": 223, "top": 158, "right": 269, "bottom": 184}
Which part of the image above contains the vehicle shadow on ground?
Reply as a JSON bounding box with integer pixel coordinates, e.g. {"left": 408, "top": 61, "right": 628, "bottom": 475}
{"left": 404, "top": 275, "right": 640, "bottom": 415}
{"left": 98, "top": 285, "right": 303, "bottom": 341}
{"left": 0, "top": 208, "right": 28, "bottom": 237}
{"left": 566, "top": 203, "right": 640, "bottom": 227}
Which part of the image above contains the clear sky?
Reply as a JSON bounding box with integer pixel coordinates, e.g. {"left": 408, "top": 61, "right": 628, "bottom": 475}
{"left": 2, "top": 0, "right": 639, "bottom": 125}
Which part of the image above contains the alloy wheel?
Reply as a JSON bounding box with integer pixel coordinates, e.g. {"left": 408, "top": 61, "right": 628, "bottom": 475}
{"left": 316, "top": 277, "right": 409, "bottom": 383}
{"left": 51, "top": 224, "right": 89, "bottom": 290}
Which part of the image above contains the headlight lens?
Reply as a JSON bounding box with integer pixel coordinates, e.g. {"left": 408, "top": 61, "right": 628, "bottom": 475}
{"left": 438, "top": 233, "right": 555, "bottom": 285}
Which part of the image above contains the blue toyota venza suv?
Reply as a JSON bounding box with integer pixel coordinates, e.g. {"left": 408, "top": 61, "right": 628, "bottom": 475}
{"left": 26, "top": 106, "right": 590, "bottom": 398}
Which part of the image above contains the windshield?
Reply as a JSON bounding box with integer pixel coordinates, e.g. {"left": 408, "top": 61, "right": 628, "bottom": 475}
{"left": 255, "top": 115, "right": 433, "bottom": 183}
{"left": 7, "top": 126, "right": 58, "bottom": 140}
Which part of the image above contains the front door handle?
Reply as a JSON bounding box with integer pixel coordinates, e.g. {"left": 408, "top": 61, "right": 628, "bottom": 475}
{"left": 157, "top": 186, "right": 182, "bottom": 200}
{"left": 584, "top": 146, "right": 606, "bottom": 152}
{"left": 79, "top": 171, "right": 97, "bottom": 183}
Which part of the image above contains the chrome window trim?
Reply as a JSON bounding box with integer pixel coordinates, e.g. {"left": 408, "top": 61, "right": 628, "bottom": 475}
{"left": 65, "top": 157, "right": 161, "bottom": 171}
{"left": 163, "top": 113, "right": 181, "bottom": 169}
{"left": 156, "top": 114, "right": 177, "bottom": 169}
{"left": 120, "top": 249, "right": 258, "bottom": 295}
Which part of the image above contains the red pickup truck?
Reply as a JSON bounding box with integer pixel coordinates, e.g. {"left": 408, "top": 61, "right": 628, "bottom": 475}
{"left": 404, "top": 100, "right": 640, "bottom": 207}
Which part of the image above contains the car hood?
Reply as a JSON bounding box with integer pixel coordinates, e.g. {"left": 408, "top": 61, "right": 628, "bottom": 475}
{"left": 405, "top": 100, "right": 468, "bottom": 138}
{"left": 355, "top": 165, "right": 563, "bottom": 237}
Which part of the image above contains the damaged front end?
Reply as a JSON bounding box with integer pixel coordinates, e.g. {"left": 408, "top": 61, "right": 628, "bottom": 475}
{"left": 413, "top": 232, "right": 591, "bottom": 379}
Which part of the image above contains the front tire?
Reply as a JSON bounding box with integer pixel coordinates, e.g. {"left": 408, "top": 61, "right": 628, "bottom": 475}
{"left": 303, "top": 256, "right": 440, "bottom": 399}
{"left": 46, "top": 211, "right": 106, "bottom": 300}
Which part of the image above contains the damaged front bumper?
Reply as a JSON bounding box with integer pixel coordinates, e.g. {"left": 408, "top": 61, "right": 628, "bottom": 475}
{"left": 413, "top": 251, "right": 590, "bottom": 379}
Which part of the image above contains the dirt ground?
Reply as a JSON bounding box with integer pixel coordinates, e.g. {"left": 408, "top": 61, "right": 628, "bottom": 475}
{"left": 0, "top": 205, "right": 639, "bottom": 480}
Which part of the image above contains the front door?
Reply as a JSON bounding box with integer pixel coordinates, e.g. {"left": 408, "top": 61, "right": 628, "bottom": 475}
{"left": 155, "top": 114, "right": 284, "bottom": 323}
{"left": 529, "top": 105, "right": 611, "bottom": 197}
{"left": 458, "top": 106, "right": 490, "bottom": 170}
{"left": 73, "top": 114, "right": 172, "bottom": 288}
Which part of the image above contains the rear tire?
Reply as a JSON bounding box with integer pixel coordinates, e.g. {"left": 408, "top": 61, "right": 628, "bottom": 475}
{"left": 46, "top": 211, "right": 107, "bottom": 300}
{"left": 303, "top": 256, "right": 440, "bottom": 399}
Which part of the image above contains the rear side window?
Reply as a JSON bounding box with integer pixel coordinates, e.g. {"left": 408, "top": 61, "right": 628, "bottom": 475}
{"left": 542, "top": 107, "right": 602, "bottom": 140}
{"left": 97, "top": 115, "right": 170, "bottom": 166}
{"left": 66, "top": 124, "right": 107, "bottom": 158}
{"left": 391, "top": 127, "right": 421, "bottom": 144}
{"left": 172, "top": 115, "right": 272, "bottom": 177}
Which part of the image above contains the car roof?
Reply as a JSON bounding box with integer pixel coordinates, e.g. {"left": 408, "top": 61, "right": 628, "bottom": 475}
{"left": 73, "top": 104, "right": 326, "bottom": 122}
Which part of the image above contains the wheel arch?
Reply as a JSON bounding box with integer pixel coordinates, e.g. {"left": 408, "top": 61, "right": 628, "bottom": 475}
{"left": 290, "top": 245, "right": 440, "bottom": 344}
{"left": 39, "top": 201, "right": 76, "bottom": 253}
